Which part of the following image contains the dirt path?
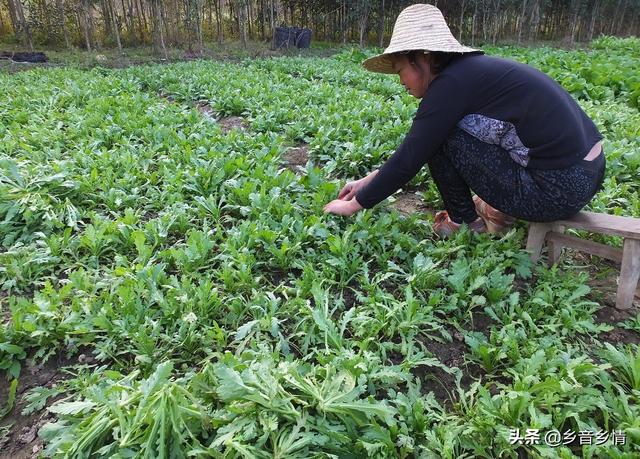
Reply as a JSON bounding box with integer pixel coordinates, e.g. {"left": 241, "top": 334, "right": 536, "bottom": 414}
{"left": 0, "top": 352, "right": 85, "bottom": 459}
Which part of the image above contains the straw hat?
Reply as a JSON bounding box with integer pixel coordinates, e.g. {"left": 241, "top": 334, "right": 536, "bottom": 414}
{"left": 363, "top": 4, "right": 481, "bottom": 74}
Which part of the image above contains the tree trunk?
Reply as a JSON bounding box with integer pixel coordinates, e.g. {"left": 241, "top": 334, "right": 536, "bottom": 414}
{"left": 13, "top": 0, "right": 33, "bottom": 49}
{"left": 238, "top": 0, "right": 247, "bottom": 48}
{"left": 120, "top": 0, "right": 132, "bottom": 38}
{"left": 471, "top": 0, "right": 478, "bottom": 45}
{"left": 38, "top": 0, "right": 53, "bottom": 44}
{"left": 569, "top": 0, "right": 581, "bottom": 44}
{"left": 6, "top": 0, "right": 19, "bottom": 37}
{"left": 358, "top": 1, "right": 370, "bottom": 47}
{"left": 185, "top": 0, "right": 193, "bottom": 52}
{"left": 259, "top": 0, "right": 265, "bottom": 40}
{"left": 301, "top": 0, "right": 307, "bottom": 28}
{"left": 627, "top": 9, "right": 639, "bottom": 36}
{"left": 198, "top": 0, "right": 205, "bottom": 51}
{"left": 341, "top": 0, "right": 346, "bottom": 43}
{"left": 84, "top": 0, "right": 98, "bottom": 49}
{"left": 172, "top": 0, "right": 181, "bottom": 47}
{"left": 141, "top": 0, "right": 150, "bottom": 37}
{"left": 55, "top": 0, "right": 71, "bottom": 48}
{"left": 215, "top": 0, "right": 223, "bottom": 44}
{"left": 323, "top": 3, "right": 327, "bottom": 41}
{"left": 151, "top": 0, "right": 168, "bottom": 58}
{"left": 270, "top": 0, "right": 275, "bottom": 48}
{"left": 615, "top": 0, "right": 630, "bottom": 35}
{"left": 587, "top": 0, "right": 600, "bottom": 41}
{"left": 492, "top": 0, "right": 501, "bottom": 44}
{"left": 377, "top": 0, "right": 385, "bottom": 47}
{"left": 458, "top": 0, "right": 466, "bottom": 41}
{"left": 133, "top": 0, "right": 145, "bottom": 44}
{"left": 610, "top": 0, "right": 623, "bottom": 34}
{"left": 160, "top": 0, "right": 171, "bottom": 52}
{"left": 101, "top": 0, "right": 112, "bottom": 38}
{"left": 246, "top": 0, "right": 252, "bottom": 40}
{"left": 482, "top": 1, "right": 488, "bottom": 42}
{"left": 109, "top": 0, "right": 123, "bottom": 50}
{"left": 517, "top": 0, "right": 527, "bottom": 44}
{"left": 528, "top": 0, "right": 540, "bottom": 42}
{"left": 79, "top": 2, "right": 91, "bottom": 51}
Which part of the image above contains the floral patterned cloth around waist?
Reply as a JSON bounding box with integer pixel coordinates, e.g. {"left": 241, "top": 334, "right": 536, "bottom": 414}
{"left": 457, "top": 114, "right": 530, "bottom": 166}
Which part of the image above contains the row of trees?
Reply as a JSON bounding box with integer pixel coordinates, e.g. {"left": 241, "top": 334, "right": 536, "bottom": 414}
{"left": 1, "top": 0, "right": 639, "bottom": 53}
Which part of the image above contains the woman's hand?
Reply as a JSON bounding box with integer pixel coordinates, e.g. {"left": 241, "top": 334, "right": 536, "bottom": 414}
{"left": 337, "top": 179, "right": 365, "bottom": 201}
{"left": 323, "top": 170, "right": 377, "bottom": 216}
{"left": 336, "top": 170, "right": 378, "bottom": 200}
{"left": 323, "top": 197, "right": 363, "bottom": 216}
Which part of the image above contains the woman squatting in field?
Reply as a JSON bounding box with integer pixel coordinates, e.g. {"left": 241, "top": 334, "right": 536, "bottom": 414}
{"left": 323, "top": 3, "right": 605, "bottom": 237}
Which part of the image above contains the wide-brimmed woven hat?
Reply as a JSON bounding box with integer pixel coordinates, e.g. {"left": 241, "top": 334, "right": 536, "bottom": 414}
{"left": 363, "top": 4, "right": 481, "bottom": 74}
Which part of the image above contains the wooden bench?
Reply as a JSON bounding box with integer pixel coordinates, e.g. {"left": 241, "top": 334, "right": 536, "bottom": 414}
{"left": 526, "top": 211, "right": 640, "bottom": 310}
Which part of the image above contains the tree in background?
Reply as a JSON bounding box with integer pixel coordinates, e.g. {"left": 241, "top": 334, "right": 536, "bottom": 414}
{"left": 0, "top": 0, "right": 638, "bottom": 51}
{"left": 5, "top": 0, "right": 33, "bottom": 49}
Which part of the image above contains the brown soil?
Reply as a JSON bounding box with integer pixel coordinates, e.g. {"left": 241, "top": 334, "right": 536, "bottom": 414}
{"left": 596, "top": 326, "right": 640, "bottom": 345}
{"left": 561, "top": 251, "right": 640, "bottom": 345}
{"left": 265, "top": 268, "right": 289, "bottom": 286}
{"left": 409, "top": 311, "right": 494, "bottom": 405}
{"left": 389, "top": 191, "right": 432, "bottom": 216}
{"left": 340, "top": 285, "right": 359, "bottom": 310}
{"left": 589, "top": 271, "right": 640, "bottom": 310}
{"left": 158, "top": 91, "right": 175, "bottom": 102}
{"left": 142, "top": 209, "right": 160, "bottom": 222}
{"left": 1, "top": 292, "right": 10, "bottom": 325}
{"left": 0, "top": 352, "right": 84, "bottom": 459}
{"left": 413, "top": 330, "right": 486, "bottom": 406}
{"left": 195, "top": 101, "right": 216, "bottom": 120}
{"left": 217, "top": 116, "right": 248, "bottom": 133}
{"left": 282, "top": 144, "right": 310, "bottom": 171}
{"left": 160, "top": 96, "right": 247, "bottom": 134}
{"left": 557, "top": 250, "right": 640, "bottom": 308}
{"left": 593, "top": 303, "right": 636, "bottom": 325}
{"left": 464, "top": 310, "right": 495, "bottom": 336}
{"left": 592, "top": 303, "right": 640, "bottom": 345}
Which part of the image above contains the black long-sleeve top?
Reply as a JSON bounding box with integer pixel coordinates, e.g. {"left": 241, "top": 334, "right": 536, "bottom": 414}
{"left": 355, "top": 54, "right": 603, "bottom": 209}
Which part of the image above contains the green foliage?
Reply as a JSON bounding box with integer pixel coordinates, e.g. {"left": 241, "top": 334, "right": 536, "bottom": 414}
{"left": 0, "top": 38, "right": 639, "bottom": 457}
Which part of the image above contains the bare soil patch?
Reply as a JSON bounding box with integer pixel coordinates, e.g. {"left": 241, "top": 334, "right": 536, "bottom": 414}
{"left": 160, "top": 96, "right": 248, "bottom": 134}
{"left": 158, "top": 91, "right": 176, "bottom": 102}
{"left": 217, "top": 116, "right": 248, "bottom": 133}
{"left": 389, "top": 191, "right": 432, "bottom": 216}
{"left": 414, "top": 331, "right": 485, "bottom": 406}
{"left": 0, "top": 352, "right": 84, "bottom": 459}
{"left": 1, "top": 291, "right": 9, "bottom": 325}
{"left": 559, "top": 250, "right": 639, "bottom": 309}
{"left": 264, "top": 268, "right": 289, "bottom": 286}
{"left": 593, "top": 303, "right": 636, "bottom": 326}
{"left": 541, "top": 250, "right": 640, "bottom": 346}
{"left": 195, "top": 101, "right": 216, "bottom": 120}
{"left": 593, "top": 303, "right": 640, "bottom": 345}
{"left": 589, "top": 271, "right": 640, "bottom": 310}
{"left": 596, "top": 326, "right": 640, "bottom": 345}
{"left": 282, "top": 144, "right": 310, "bottom": 171}
{"left": 468, "top": 310, "right": 495, "bottom": 335}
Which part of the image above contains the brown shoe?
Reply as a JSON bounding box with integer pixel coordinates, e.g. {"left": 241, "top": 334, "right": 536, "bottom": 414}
{"left": 433, "top": 210, "right": 487, "bottom": 237}
{"left": 473, "top": 196, "right": 516, "bottom": 233}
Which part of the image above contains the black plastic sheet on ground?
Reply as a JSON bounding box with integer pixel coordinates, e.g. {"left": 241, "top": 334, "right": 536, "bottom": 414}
{"left": 0, "top": 51, "right": 48, "bottom": 63}
{"left": 274, "top": 27, "right": 312, "bottom": 49}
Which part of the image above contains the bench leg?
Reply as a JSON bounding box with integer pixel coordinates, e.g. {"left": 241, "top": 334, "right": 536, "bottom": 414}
{"left": 616, "top": 238, "right": 640, "bottom": 310}
{"left": 526, "top": 222, "right": 553, "bottom": 263}
{"left": 546, "top": 224, "right": 566, "bottom": 267}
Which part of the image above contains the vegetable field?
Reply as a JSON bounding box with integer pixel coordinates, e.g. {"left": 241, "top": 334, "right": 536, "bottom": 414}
{"left": 1, "top": 37, "right": 640, "bottom": 458}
